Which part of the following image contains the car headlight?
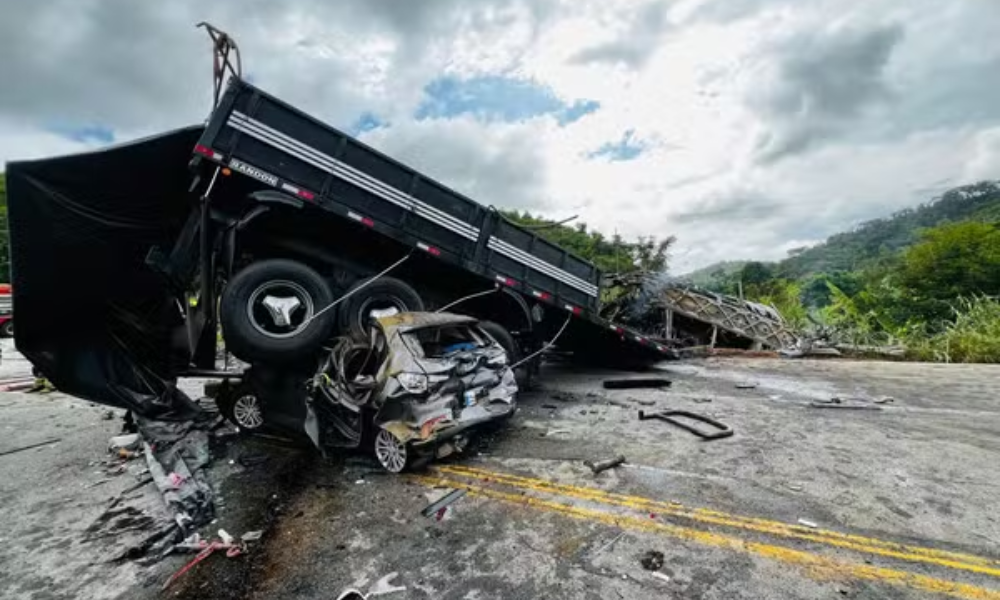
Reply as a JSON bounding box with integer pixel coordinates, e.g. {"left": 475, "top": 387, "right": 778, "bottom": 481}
{"left": 397, "top": 372, "right": 428, "bottom": 394}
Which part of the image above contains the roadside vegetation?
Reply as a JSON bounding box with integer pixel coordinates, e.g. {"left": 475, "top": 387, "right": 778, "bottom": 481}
{"left": 689, "top": 181, "right": 1000, "bottom": 363}
{"left": 500, "top": 210, "right": 675, "bottom": 275}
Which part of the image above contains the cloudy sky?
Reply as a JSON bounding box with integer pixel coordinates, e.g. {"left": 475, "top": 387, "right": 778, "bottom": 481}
{"left": 2, "top": 0, "right": 998, "bottom": 272}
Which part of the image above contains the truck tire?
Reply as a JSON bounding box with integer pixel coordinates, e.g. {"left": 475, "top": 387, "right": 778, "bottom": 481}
{"left": 220, "top": 259, "right": 334, "bottom": 364}
{"left": 0, "top": 320, "right": 12, "bottom": 338}
{"left": 337, "top": 276, "right": 424, "bottom": 340}
{"left": 479, "top": 320, "right": 532, "bottom": 389}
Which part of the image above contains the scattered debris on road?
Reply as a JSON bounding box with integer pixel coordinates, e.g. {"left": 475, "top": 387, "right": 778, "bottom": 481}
{"left": 241, "top": 530, "right": 264, "bottom": 542}
{"left": 0, "top": 437, "right": 61, "bottom": 458}
{"left": 368, "top": 572, "right": 407, "bottom": 597}
{"left": 421, "top": 489, "right": 467, "bottom": 518}
{"left": 629, "top": 396, "right": 657, "bottom": 406}
{"left": 591, "top": 531, "right": 627, "bottom": 557}
{"left": 735, "top": 382, "right": 758, "bottom": 389}
{"left": 638, "top": 409, "right": 734, "bottom": 440}
{"left": 797, "top": 518, "right": 819, "bottom": 528}
{"left": 108, "top": 433, "right": 141, "bottom": 452}
{"left": 640, "top": 549, "right": 665, "bottom": 571}
{"left": 584, "top": 455, "right": 626, "bottom": 475}
{"left": 161, "top": 534, "right": 244, "bottom": 591}
{"left": 808, "top": 402, "right": 882, "bottom": 411}
{"left": 650, "top": 571, "right": 672, "bottom": 583}
{"left": 603, "top": 378, "right": 672, "bottom": 390}
{"left": 551, "top": 390, "right": 579, "bottom": 402}
{"left": 542, "top": 428, "right": 571, "bottom": 437}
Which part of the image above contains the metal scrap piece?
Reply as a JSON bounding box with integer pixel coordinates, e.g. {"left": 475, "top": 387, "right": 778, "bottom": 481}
{"left": 420, "top": 489, "right": 467, "bottom": 518}
{"left": 603, "top": 378, "right": 672, "bottom": 390}
{"left": 584, "top": 455, "right": 626, "bottom": 474}
{"left": 638, "top": 410, "right": 733, "bottom": 440}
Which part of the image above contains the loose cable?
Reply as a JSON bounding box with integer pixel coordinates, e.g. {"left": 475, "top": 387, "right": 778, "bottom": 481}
{"left": 435, "top": 286, "right": 500, "bottom": 313}
{"left": 304, "top": 251, "right": 412, "bottom": 326}
{"left": 509, "top": 310, "right": 573, "bottom": 369}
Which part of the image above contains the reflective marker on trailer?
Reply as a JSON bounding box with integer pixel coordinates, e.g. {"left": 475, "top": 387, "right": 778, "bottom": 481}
{"left": 193, "top": 144, "right": 223, "bottom": 161}
{"left": 417, "top": 242, "right": 442, "bottom": 256}
{"left": 347, "top": 211, "right": 375, "bottom": 227}
{"left": 495, "top": 275, "right": 517, "bottom": 287}
{"left": 609, "top": 324, "right": 624, "bottom": 334}
{"left": 531, "top": 290, "right": 551, "bottom": 301}
{"left": 634, "top": 335, "right": 647, "bottom": 344}
{"left": 280, "top": 182, "right": 316, "bottom": 202}
{"left": 565, "top": 304, "right": 582, "bottom": 315}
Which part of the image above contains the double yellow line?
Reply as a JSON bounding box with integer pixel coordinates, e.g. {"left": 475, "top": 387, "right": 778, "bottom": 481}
{"left": 412, "top": 464, "right": 1000, "bottom": 600}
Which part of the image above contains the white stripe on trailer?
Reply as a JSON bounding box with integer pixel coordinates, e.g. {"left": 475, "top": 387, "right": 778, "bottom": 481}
{"left": 487, "top": 240, "right": 598, "bottom": 298}
{"left": 487, "top": 237, "right": 598, "bottom": 296}
{"left": 487, "top": 239, "right": 596, "bottom": 294}
{"left": 228, "top": 113, "right": 481, "bottom": 242}
{"left": 281, "top": 182, "right": 301, "bottom": 195}
{"left": 488, "top": 237, "right": 599, "bottom": 294}
{"left": 225, "top": 112, "right": 600, "bottom": 300}
{"left": 347, "top": 211, "right": 364, "bottom": 222}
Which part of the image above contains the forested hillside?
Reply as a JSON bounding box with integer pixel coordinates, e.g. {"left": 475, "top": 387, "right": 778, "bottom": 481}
{"left": 685, "top": 180, "right": 1000, "bottom": 362}
{"left": 780, "top": 181, "right": 1000, "bottom": 278}
{"left": 688, "top": 181, "right": 1000, "bottom": 286}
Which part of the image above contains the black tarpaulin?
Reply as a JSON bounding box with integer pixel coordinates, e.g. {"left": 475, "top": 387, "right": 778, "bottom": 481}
{"left": 7, "top": 126, "right": 206, "bottom": 418}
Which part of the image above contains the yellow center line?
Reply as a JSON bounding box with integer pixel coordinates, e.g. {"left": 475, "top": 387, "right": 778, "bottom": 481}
{"left": 435, "top": 464, "right": 1000, "bottom": 578}
{"left": 412, "top": 474, "right": 1000, "bottom": 600}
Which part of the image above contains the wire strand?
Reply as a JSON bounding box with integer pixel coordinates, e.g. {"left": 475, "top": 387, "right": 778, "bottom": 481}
{"left": 509, "top": 311, "right": 573, "bottom": 369}
{"left": 435, "top": 286, "right": 500, "bottom": 313}
{"left": 304, "top": 251, "right": 412, "bottom": 326}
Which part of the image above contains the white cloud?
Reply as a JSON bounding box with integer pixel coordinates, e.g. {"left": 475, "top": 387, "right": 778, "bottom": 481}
{"left": 963, "top": 127, "right": 1000, "bottom": 183}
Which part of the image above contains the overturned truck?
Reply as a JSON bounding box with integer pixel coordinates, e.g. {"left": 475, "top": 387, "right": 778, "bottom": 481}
{"left": 6, "top": 58, "right": 669, "bottom": 467}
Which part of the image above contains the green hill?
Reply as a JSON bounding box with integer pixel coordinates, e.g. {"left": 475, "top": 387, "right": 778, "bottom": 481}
{"left": 780, "top": 181, "right": 1000, "bottom": 278}
{"left": 687, "top": 180, "right": 1000, "bottom": 286}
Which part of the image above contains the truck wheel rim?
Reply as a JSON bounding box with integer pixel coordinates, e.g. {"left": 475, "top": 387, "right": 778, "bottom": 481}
{"left": 374, "top": 429, "right": 407, "bottom": 473}
{"left": 356, "top": 295, "right": 406, "bottom": 331}
{"left": 233, "top": 394, "right": 264, "bottom": 429}
{"left": 247, "top": 280, "right": 315, "bottom": 339}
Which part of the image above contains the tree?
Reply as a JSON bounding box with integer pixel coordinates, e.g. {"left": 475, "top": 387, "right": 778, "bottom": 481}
{"left": 499, "top": 210, "right": 675, "bottom": 275}
{"left": 740, "top": 261, "right": 773, "bottom": 286}
{"left": 895, "top": 221, "right": 1000, "bottom": 323}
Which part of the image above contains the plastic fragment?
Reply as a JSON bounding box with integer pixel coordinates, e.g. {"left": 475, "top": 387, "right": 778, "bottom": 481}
{"left": 368, "top": 572, "right": 406, "bottom": 597}
{"left": 242, "top": 530, "right": 264, "bottom": 542}
{"left": 218, "top": 529, "right": 234, "bottom": 545}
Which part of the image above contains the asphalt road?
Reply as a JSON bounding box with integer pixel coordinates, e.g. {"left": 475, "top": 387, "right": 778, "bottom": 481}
{"left": 1, "top": 352, "right": 999, "bottom": 599}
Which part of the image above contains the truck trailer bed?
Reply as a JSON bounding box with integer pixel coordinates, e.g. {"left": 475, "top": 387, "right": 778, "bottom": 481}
{"left": 194, "top": 79, "right": 671, "bottom": 356}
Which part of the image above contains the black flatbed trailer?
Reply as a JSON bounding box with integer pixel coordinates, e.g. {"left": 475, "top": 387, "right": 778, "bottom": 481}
{"left": 190, "top": 78, "right": 672, "bottom": 360}
{"left": 5, "top": 77, "right": 670, "bottom": 421}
